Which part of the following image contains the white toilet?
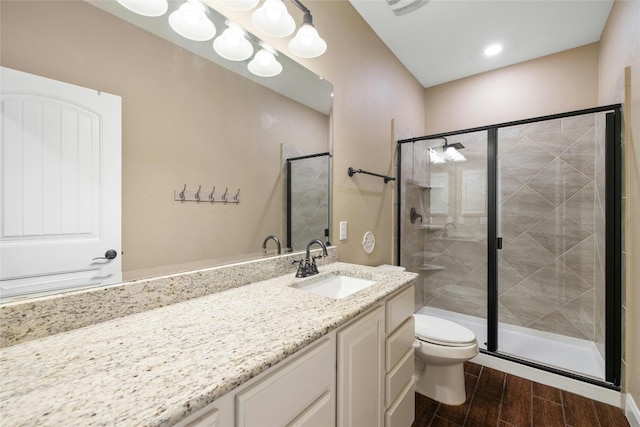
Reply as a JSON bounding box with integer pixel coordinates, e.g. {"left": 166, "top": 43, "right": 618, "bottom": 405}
{"left": 375, "top": 265, "right": 479, "bottom": 406}
{"left": 413, "top": 314, "right": 478, "bottom": 405}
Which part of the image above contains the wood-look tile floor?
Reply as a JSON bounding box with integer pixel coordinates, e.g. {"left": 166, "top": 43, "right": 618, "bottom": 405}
{"left": 412, "top": 362, "right": 630, "bottom": 427}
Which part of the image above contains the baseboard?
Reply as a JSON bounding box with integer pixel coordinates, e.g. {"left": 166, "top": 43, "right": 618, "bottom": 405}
{"left": 627, "top": 394, "right": 640, "bottom": 427}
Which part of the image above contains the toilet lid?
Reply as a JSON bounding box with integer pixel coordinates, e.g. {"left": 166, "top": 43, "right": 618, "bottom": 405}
{"left": 414, "top": 314, "right": 476, "bottom": 347}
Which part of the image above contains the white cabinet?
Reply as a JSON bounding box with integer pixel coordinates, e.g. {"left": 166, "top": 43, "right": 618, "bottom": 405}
{"left": 336, "top": 305, "right": 385, "bottom": 427}
{"left": 384, "top": 286, "right": 416, "bottom": 427}
{"left": 336, "top": 284, "right": 416, "bottom": 427}
{"left": 174, "top": 337, "right": 335, "bottom": 427}
{"left": 237, "top": 338, "right": 334, "bottom": 427}
{"left": 176, "top": 284, "right": 416, "bottom": 427}
{"left": 181, "top": 407, "right": 219, "bottom": 427}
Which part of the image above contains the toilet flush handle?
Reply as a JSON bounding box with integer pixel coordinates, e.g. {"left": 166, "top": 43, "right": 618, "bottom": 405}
{"left": 412, "top": 340, "right": 421, "bottom": 349}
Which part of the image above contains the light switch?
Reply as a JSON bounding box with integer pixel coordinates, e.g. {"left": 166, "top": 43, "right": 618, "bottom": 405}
{"left": 339, "top": 221, "right": 348, "bottom": 240}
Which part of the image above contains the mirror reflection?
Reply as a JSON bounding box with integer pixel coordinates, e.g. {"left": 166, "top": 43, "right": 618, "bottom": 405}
{"left": 0, "top": 0, "right": 333, "bottom": 296}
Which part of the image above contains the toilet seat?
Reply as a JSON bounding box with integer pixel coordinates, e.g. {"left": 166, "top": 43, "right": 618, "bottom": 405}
{"left": 414, "top": 314, "right": 476, "bottom": 347}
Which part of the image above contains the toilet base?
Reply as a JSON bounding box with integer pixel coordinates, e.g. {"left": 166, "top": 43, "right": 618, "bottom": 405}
{"left": 415, "top": 362, "right": 467, "bottom": 406}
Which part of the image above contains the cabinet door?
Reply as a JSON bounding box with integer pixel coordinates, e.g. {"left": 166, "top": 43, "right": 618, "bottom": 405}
{"left": 237, "top": 338, "right": 333, "bottom": 427}
{"left": 288, "top": 391, "right": 333, "bottom": 427}
{"left": 337, "top": 305, "right": 385, "bottom": 427}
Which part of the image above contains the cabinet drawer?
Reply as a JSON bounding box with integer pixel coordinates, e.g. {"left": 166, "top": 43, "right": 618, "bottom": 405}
{"left": 236, "top": 338, "right": 333, "bottom": 427}
{"left": 182, "top": 407, "right": 219, "bottom": 427}
{"left": 386, "top": 285, "right": 414, "bottom": 333}
{"left": 385, "top": 348, "right": 414, "bottom": 408}
{"left": 386, "top": 317, "right": 414, "bottom": 372}
{"left": 288, "top": 391, "right": 333, "bottom": 427}
{"left": 385, "top": 378, "right": 415, "bottom": 427}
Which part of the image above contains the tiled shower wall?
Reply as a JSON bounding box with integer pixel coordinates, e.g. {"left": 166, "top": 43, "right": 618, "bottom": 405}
{"left": 282, "top": 144, "right": 330, "bottom": 251}
{"left": 498, "top": 114, "right": 602, "bottom": 349}
{"left": 401, "top": 113, "right": 606, "bottom": 353}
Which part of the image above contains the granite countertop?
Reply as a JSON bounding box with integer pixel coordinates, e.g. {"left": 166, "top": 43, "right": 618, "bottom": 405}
{"left": 0, "top": 262, "right": 417, "bottom": 427}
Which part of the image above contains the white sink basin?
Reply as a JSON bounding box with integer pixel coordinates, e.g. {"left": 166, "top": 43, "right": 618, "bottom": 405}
{"left": 296, "top": 275, "right": 376, "bottom": 299}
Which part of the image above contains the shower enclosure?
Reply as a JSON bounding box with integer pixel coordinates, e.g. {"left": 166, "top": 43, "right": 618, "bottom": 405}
{"left": 396, "top": 105, "right": 622, "bottom": 388}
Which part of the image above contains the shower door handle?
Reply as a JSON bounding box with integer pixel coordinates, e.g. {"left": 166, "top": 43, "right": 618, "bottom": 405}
{"left": 496, "top": 238, "right": 503, "bottom": 250}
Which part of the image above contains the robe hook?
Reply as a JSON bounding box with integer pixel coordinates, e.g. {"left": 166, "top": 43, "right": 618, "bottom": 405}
{"left": 209, "top": 186, "right": 216, "bottom": 201}
{"left": 179, "top": 184, "right": 186, "bottom": 201}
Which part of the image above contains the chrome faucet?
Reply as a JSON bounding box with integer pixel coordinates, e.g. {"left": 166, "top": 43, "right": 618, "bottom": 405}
{"left": 262, "top": 235, "right": 281, "bottom": 255}
{"left": 294, "top": 239, "right": 328, "bottom": 277}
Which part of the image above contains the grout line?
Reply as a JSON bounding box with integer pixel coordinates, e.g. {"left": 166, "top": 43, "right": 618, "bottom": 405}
{"left": 530, "top": 380, "right": 534, "bottom": 427}
{"left": 560, "top": 390, "right": 568, "bottom": 427}
{"left": 591, "top": 398, "right": 602, "bottom": 427}
{"left": 461, "top": 366, "right": 480, "bottom": 426}
{"left": 497, "top": 369, "right": 506, "bottom": 426}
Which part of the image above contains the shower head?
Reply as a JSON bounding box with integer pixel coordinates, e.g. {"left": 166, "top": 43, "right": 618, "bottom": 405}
{"left": 443, "top": 141, "right": 465, "bottom": 151}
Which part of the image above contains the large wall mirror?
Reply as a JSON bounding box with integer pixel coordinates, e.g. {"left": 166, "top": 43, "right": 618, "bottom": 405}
{"left": 0, "top": 0, "right": 333, "bottom": 288}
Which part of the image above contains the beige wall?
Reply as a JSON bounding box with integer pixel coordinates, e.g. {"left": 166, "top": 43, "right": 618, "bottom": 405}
{"left": 214, "top": 1, "right": 427, "bottom": 266}
{"left": 424, "top": 43, "right": 599, "bottom": 134}
{"left": 599, "top": 0, "right": 640, "bottom": 409}
{"left": 1, "top": 0, "right": 425, "bottom": 273}
{"left": 0, "top": 1, "right": 329, "bottom": 275}
{"left": 203, "top": 0, "right": 431, "bottom": 268}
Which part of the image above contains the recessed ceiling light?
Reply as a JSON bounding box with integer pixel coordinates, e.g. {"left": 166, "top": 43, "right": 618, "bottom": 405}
{"left": 484, "top": 43, "right": 503, "bottom": 56}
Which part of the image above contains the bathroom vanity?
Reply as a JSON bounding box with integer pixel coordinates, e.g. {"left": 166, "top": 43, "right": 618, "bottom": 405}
{"left": 0, "top": 261, "right": 417, "bottom": 427}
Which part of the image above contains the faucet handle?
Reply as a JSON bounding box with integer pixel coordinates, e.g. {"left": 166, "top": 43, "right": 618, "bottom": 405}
{"left": 293, "top": 259, "right": 307, "bottom": 277}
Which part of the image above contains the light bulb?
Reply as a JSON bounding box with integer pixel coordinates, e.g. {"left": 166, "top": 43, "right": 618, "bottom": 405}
{"left": 248, "top": 47, "right": 282, "bottom": 77}
{"left": 169, "top": 0, "right": 216, "bottom": 41}
{"left": 182, "top": 5, "right": 200, "bottom": 26}
{"left": 288, "top": 23, "right": 326, "bottom": 58}
{"left": 266, "top": 7, "right": 282, "bottom": 21}
{"left": 217, "top": 0, "right": 259, "bottom": 11}
{"left": 298, "top": 25, "right": 316, "bottom": 45}
{"left": 116, "top": 0, "right": 168, "bottom": 17}
{"left": 226, "top": 32, "right": 240, "bottom": 47}
{"left": 213, "top": 22, "right": 253, "bottom": 61}
{"left": 251, "top": 0, "right": 295, "bottom": 37}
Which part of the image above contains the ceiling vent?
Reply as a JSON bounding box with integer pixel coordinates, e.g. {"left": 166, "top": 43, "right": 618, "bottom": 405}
{"left": 385, "top": 0, "right": 429, "bottom": 16}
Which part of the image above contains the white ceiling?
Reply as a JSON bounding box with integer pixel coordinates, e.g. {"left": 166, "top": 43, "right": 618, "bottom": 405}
{"left": 349, "top": 0, "right": 614, "bottom": 88}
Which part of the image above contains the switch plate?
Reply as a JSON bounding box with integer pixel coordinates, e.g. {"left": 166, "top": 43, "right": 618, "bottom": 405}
{"left": 339, "top": 221, "right": 348, "bottom": 240}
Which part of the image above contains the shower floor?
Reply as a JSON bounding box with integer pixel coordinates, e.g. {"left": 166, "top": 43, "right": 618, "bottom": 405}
{"left": 416, "top": 306, "right": 606, "bottom": 381}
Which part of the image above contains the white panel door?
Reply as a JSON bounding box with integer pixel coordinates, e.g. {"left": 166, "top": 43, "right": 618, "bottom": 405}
{"left": 0, "top": 67, "right": 121, "bottom": 299}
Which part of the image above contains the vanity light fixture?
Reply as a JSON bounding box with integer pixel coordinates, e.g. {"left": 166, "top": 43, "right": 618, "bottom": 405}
{"left": 288, "top": 9, "right": 326, "bottom": 58}
{"left": 248, "top": 43, "right": 283, "bottom": 77}
{"left": 251, "top": 0, "right": 296, "bottom": 37}
{"left": 116, "top": 0, "right": 168, "bottom": 17}
{"left": 116, "top": 0, "right": 328, "bottom": 78}
{"left": 169, "top": 0, "right": 216, "bottom": 41}
{"left": 484, "top": 43, "right": 503, "bottom": 56}
{"left": 217, "top": 0, "right": 260, "bottom": 11}
{"left": 213, "top": 21, "right": 254, "bottom": 61}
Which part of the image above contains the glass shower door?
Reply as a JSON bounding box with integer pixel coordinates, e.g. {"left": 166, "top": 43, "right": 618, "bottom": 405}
{"left": 400, "top": 132, "right": 489, "bottom": 351}
{"left": 496, "top": 112, "right": 608, "bottom": 381}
